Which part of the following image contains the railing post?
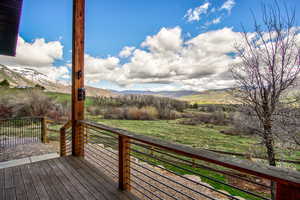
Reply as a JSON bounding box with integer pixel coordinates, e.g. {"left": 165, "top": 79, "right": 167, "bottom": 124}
{"left": 276, "top": 183, "right": 300, "bottom": 200}
{"left": 119, "top": 135, "right": 131, "bottom": 191}
{"left": 41, "top": 117, "right": 48, "bottom": 143}
{"left": 60, "top": 127, "right": 67, "bottom": 157}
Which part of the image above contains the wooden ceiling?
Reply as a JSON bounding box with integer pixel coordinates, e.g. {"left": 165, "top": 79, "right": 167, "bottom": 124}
{"left": 0, "top": 0, "right": 23, "bottom": 56}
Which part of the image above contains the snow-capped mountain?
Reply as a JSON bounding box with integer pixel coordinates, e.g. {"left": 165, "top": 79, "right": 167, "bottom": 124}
{"left": 0, "top": 64, "right": 116, "bottom": 97}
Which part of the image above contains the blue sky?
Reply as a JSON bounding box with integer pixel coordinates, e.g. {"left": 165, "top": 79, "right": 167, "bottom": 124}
{"left": 2, "top": 0, "right": 300, "bottom": 91}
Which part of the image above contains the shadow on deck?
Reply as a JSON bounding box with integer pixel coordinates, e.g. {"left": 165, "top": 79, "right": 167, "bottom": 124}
{"left": 0, "top": 156, "right": 138, "bottom": 200}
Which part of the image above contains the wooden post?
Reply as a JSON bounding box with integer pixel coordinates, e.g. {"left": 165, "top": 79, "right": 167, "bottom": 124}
{"left": 276, "top": 183, "right": 300, "bottom": 200}
{"left": 119, "top": 135, "right": 131, "bottom": 191}
{"left": 41, "top": 117, "right": 48, "bottom": 143}
{"left": 60, "top": 127, "right": 66, "bottom": 156}
{"left": 71, "top": 0, "right": 85, "bottom": 157}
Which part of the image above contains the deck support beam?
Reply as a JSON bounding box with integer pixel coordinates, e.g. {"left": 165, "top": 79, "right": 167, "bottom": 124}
{"left": 71, "top": 0, "right": 85, "bottom": 157}
{"left": 119, "top": 136, "right": 131, "bottom": 191}
{"left": 276, "top": 183, "right": 300, "bottom": 200}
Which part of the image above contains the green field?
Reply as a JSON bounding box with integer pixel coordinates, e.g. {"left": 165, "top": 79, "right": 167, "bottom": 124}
{"left": 181, "top": 89, "right": 237, "bottom": 104}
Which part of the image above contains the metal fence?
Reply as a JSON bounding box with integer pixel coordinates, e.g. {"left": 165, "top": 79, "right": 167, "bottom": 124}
{"left": 0, "top": 117, "right": 43, "bottom": 152}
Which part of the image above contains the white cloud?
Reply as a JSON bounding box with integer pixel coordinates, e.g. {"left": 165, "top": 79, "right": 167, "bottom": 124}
{"left": 119, "top": 46, "right": 136, "bottom": 58}
{"left": 0, "top": 36, "right": 63, "bottom": 67}
{"left": 205, "top": 17, "right": 222, "bottom": 26}
{"left": 0, "top": 36, "right": 67, "bottom": 81}
{"left": 33, "top": 66, "right": 70, "bottom": 81}
{"left": 84, "top": 27, "right": 242, "bottom": 91}
{"left": 141, "top": 27, "right": 183, "bottom": 53}
{"left": 184, "top": 2, "right": 210, "bottom": 22}
{"left": 184, "top": 1, "right": 235, "bottom": 26}
{"left": 220, "top": 0, "right": 235, "bottom": 14}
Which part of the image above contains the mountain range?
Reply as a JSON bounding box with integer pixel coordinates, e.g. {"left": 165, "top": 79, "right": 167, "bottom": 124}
{"left": 0, "top": 64, "right": 115, "bottom": 97}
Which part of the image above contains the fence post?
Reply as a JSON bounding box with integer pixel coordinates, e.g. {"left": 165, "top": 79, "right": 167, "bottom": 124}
{"left": 41, "top": 117, "right": 48, "bottom": 143}
{"left": 276, "top": 182, "right": 300, "bottom": 200}
{"left": 60, "top": 127, "right": 67, "bottom": 156}
{"left": 119, "top": 135, "right": 131, "bottom": 191}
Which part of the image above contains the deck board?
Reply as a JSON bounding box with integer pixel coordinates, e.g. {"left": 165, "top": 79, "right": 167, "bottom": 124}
{"left": 0, "top": 156, "right": 138, "bottom": 200}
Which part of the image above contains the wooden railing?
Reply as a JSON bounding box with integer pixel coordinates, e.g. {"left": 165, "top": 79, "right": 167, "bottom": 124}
{"left": 60, "top": 120, "right": 72, "bottom": 156}
{"left": 60, "top": 120, "right": 300, "bottom": 200}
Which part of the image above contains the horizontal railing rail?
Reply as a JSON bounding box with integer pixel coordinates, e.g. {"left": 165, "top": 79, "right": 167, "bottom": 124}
{"left": 62, "top": 120, "right": 300, "bottom": 200}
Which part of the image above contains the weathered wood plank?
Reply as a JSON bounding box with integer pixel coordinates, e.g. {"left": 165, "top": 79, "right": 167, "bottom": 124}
{"left": 47, "top": 159, "right": 83, "bottom": 200}
{"left": 54, "top": 158, "right": 96, "bottom": 200}
{"left": 33, "top": 161, "right": 60, "bottom": 200}
{"left": 75, "top": 158, "right": 137, "bottom": 200}
{"left": 12, "top": 166, "right": 27, "bottom": 200}
{"left": 0, "top": 169, "right": 4, "bottom": 200}
{"left": 4, "top": 167, "right": 16, "bottom": 200}
{"left": 69, "top": 157, "right": 132, "bottom": 200}
{"left": 4, "top": 187, "right": 16, "bottom": 200}
{"left": 20, "top": 165, "right": 39, "bottom": 200}
{"left": 41, "top": 160, "right": 72, "bottom": 200}
{"left": 27, "top": 163, "right": 50, "bottom": 200}
{"left": 1, "top": 157, "right": 138, "bottom": 200}
{"left": 63, "top": 157, "right": 106, "bottom": 200}
{"left": 4, "top": 167, "right": 14, "bottom": 189}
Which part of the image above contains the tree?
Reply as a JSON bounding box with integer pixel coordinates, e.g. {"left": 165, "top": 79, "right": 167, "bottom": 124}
{"left": 0, "top": 79, "right": 10, "bottom": 87}
{"left": 231, "top": 1, "right": 300, "bottom": 167}
{"left": 35, "top": 84, "right": 46, "bottom": 90}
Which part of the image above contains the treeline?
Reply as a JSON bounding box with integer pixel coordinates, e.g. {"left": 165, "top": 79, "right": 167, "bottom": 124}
{"left": 189, "top": 103, "right": 239, "bottom": 112}
{"left": 88, "top": 95, "right": 188, "bottom": 120}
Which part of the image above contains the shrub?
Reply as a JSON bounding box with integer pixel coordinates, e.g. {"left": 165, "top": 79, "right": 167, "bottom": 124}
{"left": 0, "top": 79, "right": 10, "bottom": 87}
{"left": 178, "top": 111, "right": 228, "bottom": 126}
{"left": 103, "top": 107, "right": 125, "bottom": 119}
{"left": 0, "top": 90, "right": 70, "bottom": 121}
{"left": 104, "top": 106, "right": 159, "bottom": 120}
{"left": 87, "top": 106, "right": 102, "bottom": 116}
{"left": 0, "top": 96, "right": 13, "bottom": 118}
{"left": 139, "top": 106, "right": 159, "bottom": 120}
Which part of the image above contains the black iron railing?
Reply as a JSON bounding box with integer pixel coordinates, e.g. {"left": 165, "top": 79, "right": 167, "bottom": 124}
{"left": 0, "top": 117, "right": 46, "bottom": 151}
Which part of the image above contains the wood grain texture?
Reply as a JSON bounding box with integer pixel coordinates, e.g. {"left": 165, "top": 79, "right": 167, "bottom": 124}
{"left": 71, "top": 0, "right": 85, "bottom": 157}
{"left": 119, "top": 136, "right": 131, "bottom": 191}
{"left": 0, "top": 156, "right": 138, "bottom": 200}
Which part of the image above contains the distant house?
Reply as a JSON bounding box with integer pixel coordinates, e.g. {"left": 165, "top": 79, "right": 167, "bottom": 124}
{"left": 15, "top": 85, "right": 31, "bottom": 89}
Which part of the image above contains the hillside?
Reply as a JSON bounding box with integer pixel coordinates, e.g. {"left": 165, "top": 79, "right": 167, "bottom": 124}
{"left": 180, "top": 88, "right": 237, "bottom": 104}
{"left": 113, "top": 90, "right": 200, "bottom": 98}
{"left": 0, "top": 64, "right": 116, "bottom": 97}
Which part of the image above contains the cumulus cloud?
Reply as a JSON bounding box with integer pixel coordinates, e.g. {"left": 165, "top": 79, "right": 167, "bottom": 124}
{"left": 32, "top": 66, "right": 70, "bottom": 81}
{"left": 184, "top": 2, "right": 210, "bottom": 22}
{"left": 0, "top": 36, "right": 68, "bottom": 81}
{"left": 84, "top": 26, "right": 242, "bottom": 91}
{"left": 220, "top": 0, "right": 235, "bottom": 14}
{"left": 119, "top": 46, "right": 136, "bottom": 58}
{"left": 0, "top": 36, "right": 63, "bottom": 67}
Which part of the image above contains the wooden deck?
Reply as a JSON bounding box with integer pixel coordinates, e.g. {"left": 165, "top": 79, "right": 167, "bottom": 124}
{"left": 0, "top": 156, "right": 138, "bottom": 200}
